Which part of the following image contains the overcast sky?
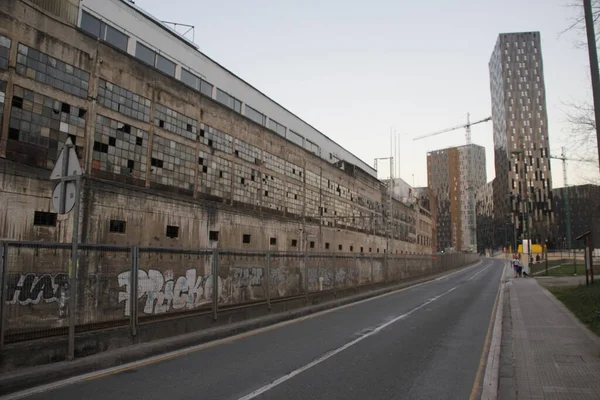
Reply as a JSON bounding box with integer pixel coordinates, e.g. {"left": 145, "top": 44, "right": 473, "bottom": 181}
{"left": 138, "top": 0, "right": 598, "bottom": 188}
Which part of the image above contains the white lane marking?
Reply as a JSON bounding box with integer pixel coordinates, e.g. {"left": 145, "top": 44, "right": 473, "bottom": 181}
{"left": 236, "top": 285, "right": 460, "bottom": 400}
{"left": 467, "top": 262, "right": 493, "bottom": 281}
{"left": 2, "top": 260, "right": 484, "bottom": 400}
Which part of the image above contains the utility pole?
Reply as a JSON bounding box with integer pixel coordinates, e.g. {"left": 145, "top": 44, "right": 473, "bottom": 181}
{"left": 583, "top": 0, "right": 600, "bottom": 172}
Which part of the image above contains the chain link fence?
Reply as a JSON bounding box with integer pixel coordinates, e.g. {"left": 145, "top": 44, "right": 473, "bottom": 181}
{"left": 1, "top": 241, "right": 478, "bottom": 350}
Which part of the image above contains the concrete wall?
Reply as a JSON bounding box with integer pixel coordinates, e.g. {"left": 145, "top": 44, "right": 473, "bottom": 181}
{"left": 0, "top": 0, "right": 433, "bottom": 255}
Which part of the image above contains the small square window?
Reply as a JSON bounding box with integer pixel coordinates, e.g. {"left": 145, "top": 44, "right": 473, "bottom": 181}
{"left": 109, "top": 219, "right": 126, "bottom": 233}
{"left": 166, "top": 225, "right": 179, "bottom": 238}
{"left": 291, "top": 239, "right": 297, "bottom": 247}
{"left": 325, "top": 242, "right": 330, "bottom": 249}
{"left": 243, "top": 234, "right": 251, "bottom": 244}
{"left": 309, "top": 241, "right": 315, "bottom": 249}
{"left": 338, "top": 244, "right": 343, "bottom": 251}
{"left": 34, "top": 211, "right": 57, "bottom": 227}
{"left": 270, "top": 237, "right": 277, "bottom": 245}
{"left": 209, "top": 230, "right": 219, "bottom": 241}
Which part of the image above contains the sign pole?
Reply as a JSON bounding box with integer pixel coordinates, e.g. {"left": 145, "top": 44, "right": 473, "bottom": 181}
{"left": 51, "top": 138, "right": 83, "bottom": 361}
{"left": 67, "top": 175, "right": 82, "bottom": 360}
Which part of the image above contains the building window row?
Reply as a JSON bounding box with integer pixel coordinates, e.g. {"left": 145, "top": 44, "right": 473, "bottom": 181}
{"left": 0, "top": 35, "right": 10, "bottom": 70}
{"left": 76, "top": 14, "right": 337, "bottom": 167}
{"left": 135, "top": 42, "right": 176, "bottom": 77}
{"left": 81, "top": 11, "right": 129, "bottom": 52}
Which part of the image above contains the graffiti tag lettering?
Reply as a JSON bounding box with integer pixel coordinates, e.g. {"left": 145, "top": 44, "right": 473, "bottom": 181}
{"left": 118, "top": 269, "right": 223, "bottom": 316}
{"left": 5, "top": 273, "right": 69, "bottom": 305}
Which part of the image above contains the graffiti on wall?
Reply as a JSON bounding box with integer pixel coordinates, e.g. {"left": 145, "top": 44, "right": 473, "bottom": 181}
{"left": 118, "top": 269, "right": 225, "bottom": 316}
{"left": 118, "top": 267, "right": 266, "bottom": 316}
{"left": 5, "top": 273, "right": 70, "bottom": 306}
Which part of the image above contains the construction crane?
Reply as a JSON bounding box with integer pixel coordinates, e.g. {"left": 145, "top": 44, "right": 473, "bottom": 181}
{"left": 549, "top": 147, "right": 597, "bottom": 249}
{"left": 413, "top": 113, "right": 492, "bottom": 252}
{"left": 412, "top": 113, "right": 492, "bottom": 145}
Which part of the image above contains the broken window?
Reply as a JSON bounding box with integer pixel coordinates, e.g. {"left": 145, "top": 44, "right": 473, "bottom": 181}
{"left": 109, "top": 219, "right": 126, "bottom": 233}
{"left": 166, "top": 225, "right": 179, "bottom": 239}
{"left": 34, "top": 211, "right": 57, "bottom": 227}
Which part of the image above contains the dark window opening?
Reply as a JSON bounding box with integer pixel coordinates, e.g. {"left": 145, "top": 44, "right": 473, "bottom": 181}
{"left": 325, "top": 243, "right": 330, "bottom": 249}
{"left": 209, "top": 230, "right": 219, "bottom": 241}
{"left": 291, "top": 239, "right": 297, "bottom": 247}
{"left": 151, "top": 158, "right": 164, "bottom": 168}
{"left": 34, "top": 211, "right": 57, "bottom": 227}
{"left": 12, "top": 96, "right": 23, "bottom": 109}
{"left": 338, "top": 244, "right": 343, "bottom": 251}
{"left": 235, "top": 150, "right": 239, "bottom": 157}
{"left": 186, "top": 123, "right": 192, "bottom": 132}
{"left": 377, "top": 248, "right": 380, "bottom": 253}
{"left": 202, "top": 166, "right": 208, "bottom": 173}
{"left": 208, "top": 139, "right": 213, "bottom": 147}
{"left": 219, "top": 171, "right": 223, "bottom": 178}
{"left": 241, "top": 177, "right": 245, "bottom": 184}
{"left": 264, "top": 190, "right": 268, "bottom": 197}
{"left": 200, "top": 129, "right": 205, "bottom": 137}
{"left": 198, "top": 157, "right": 204, "bottom": 165}
{"left": 136, "top": 137, "right": 143, "bottom": 146}
{"left": 109, "top": 137, "right": 116, "bottom": 146}
{"left": 127, "top": 160, "right": 134, "bottom": 169}
{"left": 159, "top": 120, "right": 165, "bottom": 128}
{"left": 243, "top": 234, "right": 251, "bottom": 244}
{"left": 166, "top": 225, "right": 179, "bottom": 239}
{"left": 360, "top": 247, "right": 364, "bottom": 253}
{"left": 61, "top": 103, "right": 70, "bottom": 114}
{"left": 78, "top": 109, "right": 87, "bottom": 118}
{"left": 8, "top": 128, "right": 19, "bottom": 140}
{"left": 270, "top": 237, "right": 277, "bottom": 245}
{"left": 350, "top": 246, "right": 354, "bottom": 252}
{"left": 310, "top": 241, "right": 315, "bottom": 248}
{"left": 109, "top": 219, "right": 126, "bottom": 233}
{"left": 117, "top": 123, "right": 131, "bottom": 133}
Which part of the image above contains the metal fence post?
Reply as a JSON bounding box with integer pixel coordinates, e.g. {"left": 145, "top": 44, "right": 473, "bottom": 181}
{"left": 265, "top": 252, "right": 271, "bottom": 311}
{"left": 130, "top": 246, "right": 138, "bottom": 337}
{"left": 354, "top": 253, "right": 358, "bottom": 291}
{"left": 212, "top": 249, "right": 219, "bottom": 321}
{"left": 333, "top": 254, "right": 337, "bottom": 297}
{"left": 304, "top": 252, "right": 309, "bottom": 301}
{"left": 0, "top": 242, "right": 8, "bottom": 350}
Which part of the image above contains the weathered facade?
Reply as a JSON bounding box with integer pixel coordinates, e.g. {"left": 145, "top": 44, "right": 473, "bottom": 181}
{"left": 0, "top": 0, "right": 432, "bottom": 254}
{"left": 427, "top": 145, "right": 486, "bottom": 252}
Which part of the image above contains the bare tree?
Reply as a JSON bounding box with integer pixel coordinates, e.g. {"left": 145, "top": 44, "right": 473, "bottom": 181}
{"left": 560, "top": 2, "right": 600, "bottom": 168}
{"left": 561, "top": 0, "right": 600, "bottom": 47}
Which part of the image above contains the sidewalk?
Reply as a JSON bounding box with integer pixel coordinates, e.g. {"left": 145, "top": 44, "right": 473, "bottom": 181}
{"left": 499, "top": 267, "right": 600, "bottom": 399}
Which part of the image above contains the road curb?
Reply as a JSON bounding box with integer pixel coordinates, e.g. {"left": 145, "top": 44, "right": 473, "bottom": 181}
{"left": 481, "top": 261, "right": 507, "bottom": 399}
{"left": 0, "top": 262, "right": 480, "bottom": 397}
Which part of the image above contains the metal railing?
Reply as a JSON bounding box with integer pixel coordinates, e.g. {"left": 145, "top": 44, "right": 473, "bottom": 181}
{"left": 0, "top": 241, "right": 478, "bottom": 354}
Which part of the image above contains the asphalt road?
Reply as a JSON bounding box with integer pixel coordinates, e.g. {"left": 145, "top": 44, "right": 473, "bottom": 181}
{"left": 13, "top": 258, "right": 504, "bottom": 400}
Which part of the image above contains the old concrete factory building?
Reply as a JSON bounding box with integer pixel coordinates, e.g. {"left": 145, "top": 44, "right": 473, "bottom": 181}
{"left": 0, "top": 0, "right": 433, "bottom": 254}
{"left": 427, "top": 144, "right": 486, "bottom": 252}
{"left": 489, "top": 32, "right": 553, "bottom": 245}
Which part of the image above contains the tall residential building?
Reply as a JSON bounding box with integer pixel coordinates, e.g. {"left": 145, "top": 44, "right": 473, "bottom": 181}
{"left": 475, "top": 181, "right": 495, "bottom": 253}
{"left": 489, "top": 32, "right": 553, "bottom": 246}
{"left": 427, "top": 145, "right": 486, "bottom": 252}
